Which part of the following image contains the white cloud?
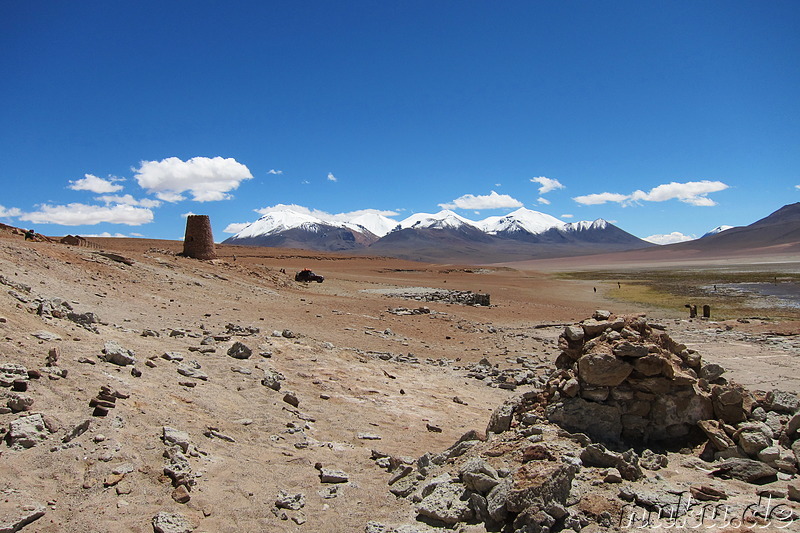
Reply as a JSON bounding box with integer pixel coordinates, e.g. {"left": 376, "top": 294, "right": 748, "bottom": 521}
{"left": 254, "top": 204, "right": 399, "bottom": 223}
{"left": 327, "top": 172, "right": 337, "bottom": 182}
{"left": 560, "top": 214, "right": 574, "bottom": 219}
{"left": 301, "top": 180, "right": 310, "bottom": 185}
{"left": 644, "top": 232, "right": 697, "bottom": 245}
{"left": 0, "top": 205, "right": 22, "bottom": 217}
{"left": 19, "top": 203, "right": 154, "bottom": 226}
{"left": 181, "top": 212, "right": 196, "bottom": 218}
{"left": 629, "top": 181, "right": 728, "bottom": 206}
{"left": 438, "top": 191, "right": 523, "bottom": 210}
{"left": 82, "top": 232, "right": 130, "bottom": 238}
{"left": 574, "top": 180, "right": 728, "bottom": 207}
{"left": 537, "top": 197, "right": 551, "bottom": 205}
{"left": 134, "top": 156, "right": 253, "bottom": 202}
{"left": 95, "top": 194, "right": 162, "bottom": 208}
{"left": 573, "top": 192, "right": 630, "bottom": 205}
{"left": 267, "top": 169, "right": 283, "bottom": 175}
{"left": 530, "top": 176, "right": 565, "bottom": 195}
{"left": 68, "top": 174, "right": 124, "bottom": 194}
{"left": 795, "top": 184, "right": 800, "bottom": 190}
{"left": 223, "top": 222, "right": 251, "bottom": 234}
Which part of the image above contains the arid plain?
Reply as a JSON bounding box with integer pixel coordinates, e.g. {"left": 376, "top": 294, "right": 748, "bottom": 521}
{"left": 1, "top": 231, "right": 799, "bottom": 532}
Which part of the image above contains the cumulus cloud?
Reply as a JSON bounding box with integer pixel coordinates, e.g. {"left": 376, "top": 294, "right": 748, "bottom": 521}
{"left": 629, "top": 181, "right": 728, "bottom": 206}
{"left": 254, "top": 204, "right": 399, "bottom": 223}
{"left": 530, "top": 176, "right": 565, "bottom": 195}
{"left": 538, "top": 197, "right": 551, "bottom": 205}
{"left": 134, "top": 156, "right": 253, "bottom": 202}
{"left": 327, "top": 172, "right": 337, "bottom": 182}
{"left": 644, "top": 232, "right": 697, "bottom": 245}
{"left": 267, "top": 169, "right": 283, "bottom": 175}
{"left": 438, "top": 191, "right": 523, "bottom": 210}
{"left": 68, "top": 174, "right": 124, "bottom": 193}
{"left": 95, "top": 194, "right": 162, "bottom": 208}
{"left": 223, "top": 222, "right": 251, "bottom": 234}
{"left": 574, "top": 180, "right": 728, "bottom": 207}
{"left": 19, "top": 203, "right": 154, "bottom": 226}
{"left": 572, "top": 192, "right": 631, "bottom": 205}
{"left": 0, "top": 205, "right": 22, "bottom": 217}
{"left": 82, "top": 232, "right": 131, "bottom": 238}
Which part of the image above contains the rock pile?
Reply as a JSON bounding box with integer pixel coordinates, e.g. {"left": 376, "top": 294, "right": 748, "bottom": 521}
{"left": 379, "top": 312, "right": 800, "bottom": 532}
{"left": 541, "top": 310, "right": 722, "bottom": 446}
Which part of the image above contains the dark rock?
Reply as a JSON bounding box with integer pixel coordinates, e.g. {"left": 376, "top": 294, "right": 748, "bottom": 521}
{"left": 711, "top": 458, "right": 778, "bottom": 484}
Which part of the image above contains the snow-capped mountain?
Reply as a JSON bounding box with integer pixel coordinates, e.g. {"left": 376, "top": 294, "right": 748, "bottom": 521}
{"left": 480, "top": 207, "right": 566, "bottom": 235}
{"left": 346, "top": 212, "right": 398, "bottom": 237}
{"left": 222, "top": 207, "right": 652, "bottom": 260}
{"left": 231, "top": 210, "right": 325, "bottom": 239}
{"left": 701, "top": 225, "right": 734, "bottom": 238}
{"left": 397, "top": 210, "right": 480, "bottom": 231}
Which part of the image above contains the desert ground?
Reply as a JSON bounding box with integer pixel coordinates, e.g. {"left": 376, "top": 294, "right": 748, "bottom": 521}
{"left": 1, "top": 232, "right": 799, "bottom": 532}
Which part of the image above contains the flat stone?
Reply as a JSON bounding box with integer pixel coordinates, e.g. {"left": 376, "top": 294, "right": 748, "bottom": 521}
{"left": 711, "top": 458, "right": 778, "bottom": 484}
{"left": 319, "top": 468, "right": 349, "bottom": 483}
{"left": 152, "top": 511, "right": 193, "bottom": 533}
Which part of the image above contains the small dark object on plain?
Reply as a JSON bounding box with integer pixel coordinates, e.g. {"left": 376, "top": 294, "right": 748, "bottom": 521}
{"left": 295, "top": 269, "right": 324, "bottom": 283}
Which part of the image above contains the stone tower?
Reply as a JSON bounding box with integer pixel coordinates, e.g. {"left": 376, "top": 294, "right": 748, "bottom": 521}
{"left": 182, "top": 215, "right": 217, "bottom": 260}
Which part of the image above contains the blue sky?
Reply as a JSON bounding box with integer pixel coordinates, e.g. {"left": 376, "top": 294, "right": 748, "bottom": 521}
{"left": 1, "top": 1, "right": 798, "bottom": 245}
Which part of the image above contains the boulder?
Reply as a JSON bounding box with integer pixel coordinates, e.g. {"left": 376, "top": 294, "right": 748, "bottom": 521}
{"left": 416, "top": 482, "right": 473, "bottom": 525}
{"left": 699, "top": 363, "right": 725, "bottom": 382}
{"left": 768, "top": 390, "right": 800, "bottom": 414}
{"left": 697, "top": 420, "right": 735, "bottom": 451}
{"left": 547, "top": 397, "right": 622, "bottom": 444}
{"left": 504, "top": 462, "right": 576, "bottom": 513}
{"left": 612, "top": 342, "right": 649, "bottom": 358}
{"left": 102, "top": 341, "right": 135, "bottom": 366}
{"left": 711, "top": 458, "right": 778, "bottom": 484}
{"left": 563, "top": 325, "right": 584, "bottom": 342}
{"left": 577, "top": 353, "right": 633, "bottom": 387}
{"left": 712, "top": 386, "right": 747, "bottom": 424}
{"left": 459, "top": 457, "right": 500, "bottom": 494}
{"left": 162, "top": 427, "right": 192, "bottom": 453}
{"left": 580, "top": 444, "right": 643, "bottom": 481}
{"left": 227, "top": 341, "right": 252, "bottom": 359}
{"left": 8, "top": 413, "right": 49, "bottom": 449}
{"left": 486, "top": 397, "right": 519, "bottom": 434}
{"left": 152, "top": 511, "right": 193, "bottom": 533}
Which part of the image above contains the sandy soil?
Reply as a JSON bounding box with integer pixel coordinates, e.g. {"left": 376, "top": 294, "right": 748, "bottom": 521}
{"left": 0, "top": 235, "right": 798, "bottom": 532}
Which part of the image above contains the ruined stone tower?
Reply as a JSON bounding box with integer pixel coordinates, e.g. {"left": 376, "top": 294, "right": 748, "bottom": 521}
{"left": 182, "top": 215, "right": 217, "bottom": 260}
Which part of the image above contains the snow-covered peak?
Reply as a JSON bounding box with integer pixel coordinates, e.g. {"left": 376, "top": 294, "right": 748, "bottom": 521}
{"left": 480, "top": 207, "right": 566, "bottom": 235}
{"left": 345, "top": 212, "right": 399, "bottom": 237}
{"left": 702, "top": 225, "right": 734, "bottom": 238}
{"left": 232, "top": 210, "right": 328, "bottom": 238}
{"left": 398, "top": 210, "right": 479, "bottom": 230}
{"left": 565, "top": 219, "right": 609, "bottom": 232}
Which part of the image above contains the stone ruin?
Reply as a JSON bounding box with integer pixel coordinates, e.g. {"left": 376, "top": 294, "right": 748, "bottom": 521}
{"left": 373, "top": 311, "right": 800, "bottom": 532}
{"left": 181, "top": 215, "right": 217, "bottom": 260}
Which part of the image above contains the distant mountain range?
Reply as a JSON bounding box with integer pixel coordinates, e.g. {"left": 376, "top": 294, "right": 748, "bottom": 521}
{"left": 223, "top": 207, "right": 653, "bottom": 262}
{"left": 222, "top": 202, "right": 800, "bottom": 263}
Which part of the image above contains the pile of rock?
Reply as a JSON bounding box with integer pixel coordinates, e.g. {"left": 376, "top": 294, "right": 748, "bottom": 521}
{"left": 161, "top": 427, "right": 199, "bottom": 504}
{"left": 531, "top": 311, "right": 800, "bottom": 481}
{"left": 89, "top": 385, "right": 128, "bottom": 417}
{"left": 379, "top": 312, "right": 800, "bottom": 532}
{"left": 539, "top": 310, "right": 725, "bottom": 445}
